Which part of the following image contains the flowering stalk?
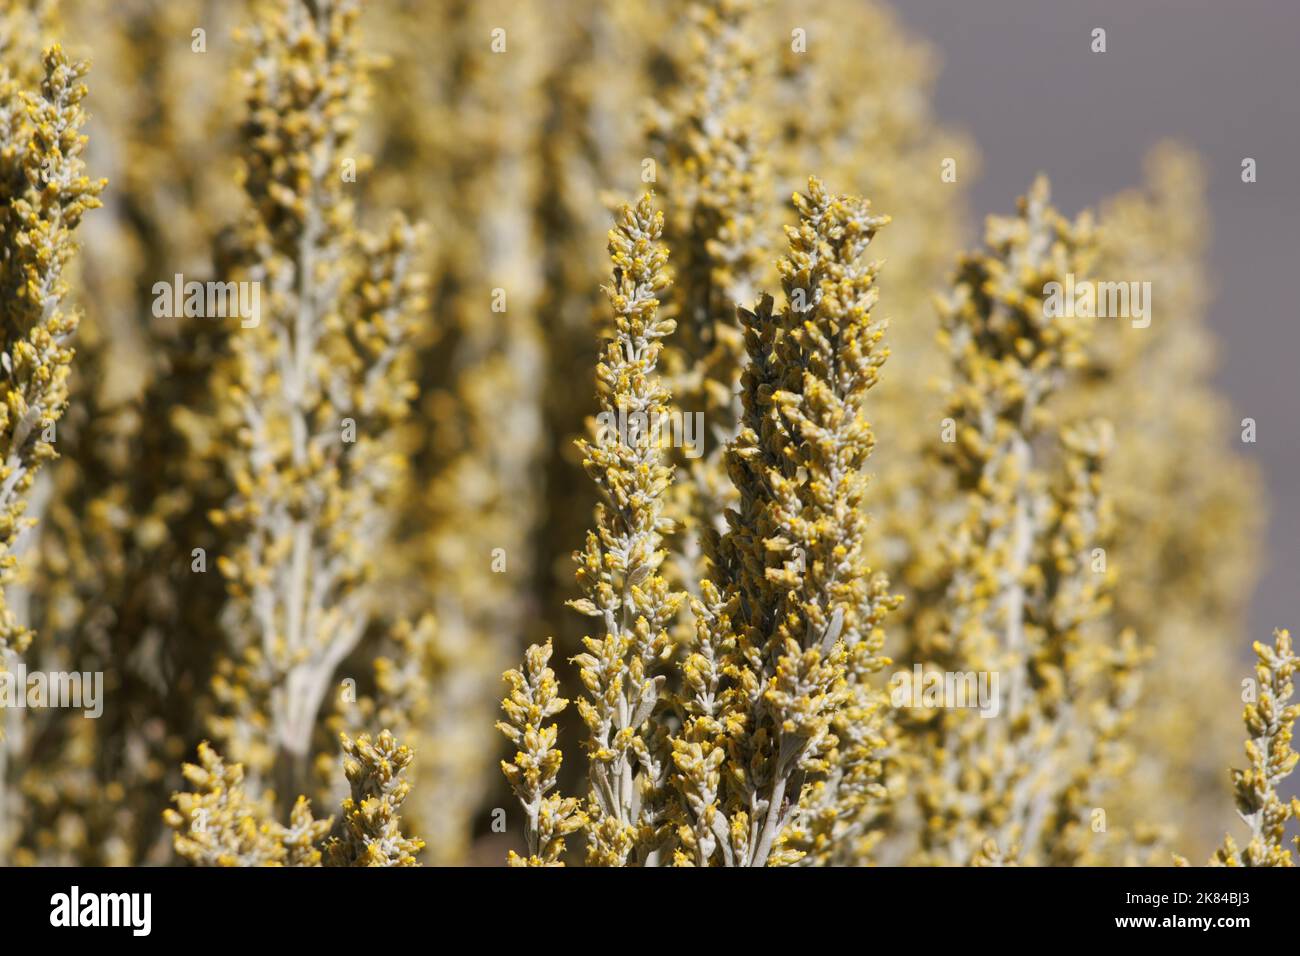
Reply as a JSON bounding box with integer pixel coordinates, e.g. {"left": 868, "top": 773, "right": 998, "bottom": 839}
{"left": 0, "top": 40, "right": 103, "bottom": 865}
{"left": 499, "top": 194, "right": 684, "bottom": 866}
{"left": 652, "top": 0, "right": 770, "bottom": 593}
{"left": 908, "top": 179, "right": 1140, "bottom": 865}
{"left": 163, "top": 741, "right": 332, "bottom": 867}
{"left": 695, "top": 178, "right": 898, "bottom": 866}
{"left": 569, "top": 194, "right": 684, "bottom": 865}
{"left": 0, "top": 43, "right": 103, "bottom": 664}
{"left": 653, "top": 0, "right": 767, "bottom": 407}
{"left": 500, "top": 181, "right": 897, "bottom": 868}
{"left": 165, "top": 730, "right": 422, "bottom": 867}
{"left": 497, "top": 639, "right": 583, "bottom": 866}
{"left": 322, "top": 731, "right": 424, "bottom": 867}
{"left": 205, "top": 0, "right": 426, "bottom": 808}
{"left": 914, "top": 179, "right": 1078, "bottom": 864}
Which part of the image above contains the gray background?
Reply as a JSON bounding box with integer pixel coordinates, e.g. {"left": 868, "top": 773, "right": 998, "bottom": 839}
{"left": 892, "top": 0, "right": 1298, "bottom": 642}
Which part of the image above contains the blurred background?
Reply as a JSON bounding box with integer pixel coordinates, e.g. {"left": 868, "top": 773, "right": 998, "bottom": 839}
{"left": 894, "top": 0, "right": 1298, "bottom": 643}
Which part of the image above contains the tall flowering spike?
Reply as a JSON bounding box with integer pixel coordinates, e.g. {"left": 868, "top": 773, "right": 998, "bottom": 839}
{"left": 907, "top": 179, "right": 1136, "bottom": 865}
{"left": 567, "top": 193, "right": 685, "bottom": 866}
{"left": 498, "top": 195, "right": 687, "bottom": 867}
{"left": 1209, "top": 629, "right": 1299, "bottom": 867}
{"left": 653, "top": 0, "right": 767, "bottom": 411}
{"left": 204, "top": 0, "right": 427, "bottom": 808}
{"left": 497, "top": 639, "right": 584, "bottom": 866}
{"left": 323, "top": 731, "right": 424, "bottom": 867}
{"left": 0, "top": 44, "right": 104, "bottom": 662}
{"left": 651, "top": 0, "right": 772, "bottom": 599}
{"left": 696, "top": 178, "right": 898, "bottom": 867}
{"left": 721, "top": 179, "right": 896, "bottom": 660}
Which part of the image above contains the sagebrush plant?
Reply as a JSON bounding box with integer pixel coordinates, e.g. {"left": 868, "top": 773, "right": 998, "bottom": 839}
{"left": 201, "top": 0, "right": 426, "bottom": 798}
{"left": 499, "top": 194, "right": 683, "bottom": 866}
{"left": 0, "top": 0, "right": 1283, "bottom": 869}
{"left": 699, "top": 177, "right": 898, "bottom": 867}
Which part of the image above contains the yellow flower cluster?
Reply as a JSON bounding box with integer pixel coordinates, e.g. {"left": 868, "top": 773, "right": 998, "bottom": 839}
{"left": 163, "top": 741, "right": 331, "bottom": 867}
{"left": 323, "top": 730, "right": 424, "bottom": 867}
{"left": 568, "top": 195, "right": 682, "bottom": 865}
{"left": 498, "top": 640, "right": 583, "bottom": 866}
{"left": 699, "top": 179, "right": 899, "bottom": 866}
{"left": 1209, "top": 629, "right": 1299, "bottom": 867}
{"left": 164, "top": 730, "right": 421, "bottom": 867}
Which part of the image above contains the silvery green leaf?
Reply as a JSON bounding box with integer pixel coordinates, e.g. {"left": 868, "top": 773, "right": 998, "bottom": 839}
{"left": 631, "top": 675, "right": 665, "bottom": 727}
{"left": 815, "top": 606, "right": 844, "bottom": 654}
